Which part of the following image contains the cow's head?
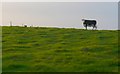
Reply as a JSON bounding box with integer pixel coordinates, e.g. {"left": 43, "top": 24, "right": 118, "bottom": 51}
{"left": 82, "top": 19, "right": 85, "bottom": 21}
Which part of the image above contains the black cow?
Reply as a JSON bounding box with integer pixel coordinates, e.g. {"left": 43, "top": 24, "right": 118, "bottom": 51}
{"left": 82, "top": 19, "right": 97, "bottom": 30}
{"left": 24, "top": 25, "right": 27, "bottom": 27}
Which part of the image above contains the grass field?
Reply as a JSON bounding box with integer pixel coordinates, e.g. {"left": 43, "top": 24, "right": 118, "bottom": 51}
{"left": 2, "top": 26, "right": 119, "bottom": 72}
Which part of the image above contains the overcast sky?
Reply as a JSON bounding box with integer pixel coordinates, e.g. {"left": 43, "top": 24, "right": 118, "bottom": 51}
{"left": 1, "top": 2, "right": 118, "bottom": 30}
{"left": 1, "top": 0, "right": 119, "bottom": 2}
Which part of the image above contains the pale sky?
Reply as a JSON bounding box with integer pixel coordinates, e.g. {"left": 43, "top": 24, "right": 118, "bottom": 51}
{"left": 1, "top": 2, "right": 119, "bottom": 30}
{"left": 1, "top": 0, "right": 120, "bottom": 2}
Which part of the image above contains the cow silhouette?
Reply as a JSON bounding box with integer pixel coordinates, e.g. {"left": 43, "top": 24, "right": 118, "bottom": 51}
{"left": 24, "top": 25, "right": 27, "bottom": 27}
{"left": 82, "top": 19, "right": 97, "bottom": 30}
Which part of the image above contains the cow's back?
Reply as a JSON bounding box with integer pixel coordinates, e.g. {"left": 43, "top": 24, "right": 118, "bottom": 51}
{"left": 84, "top": 20, "right": 96, "bottom": 25}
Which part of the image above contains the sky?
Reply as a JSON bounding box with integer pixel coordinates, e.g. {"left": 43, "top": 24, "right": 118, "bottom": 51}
{"left": 1, "top": 0, "right": 120, "bottom": 2}
{"left": 1, "top": 2, "right": 119, "bottom": 30}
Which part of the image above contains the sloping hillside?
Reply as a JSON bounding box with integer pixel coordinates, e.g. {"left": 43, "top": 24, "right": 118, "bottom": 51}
{"left": 2, "top": 26, "right": 119, "bottom": 72}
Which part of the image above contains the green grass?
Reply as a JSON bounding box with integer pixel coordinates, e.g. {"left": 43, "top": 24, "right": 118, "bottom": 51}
{"left": 2, "top": 26, "right": 119, "bottom": 72}
{"left": 0, "top": 27, "right": 2, "bottom": 73}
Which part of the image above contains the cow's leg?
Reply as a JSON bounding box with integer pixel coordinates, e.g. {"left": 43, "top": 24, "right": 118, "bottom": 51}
{"left": 93, "top": 25, "right": 96, "bottom": 30}
{"left": 86, "top": 24, "right": 88, "bottom": 30}
{"left": 93, "top": 25, "right": 97, "bottom": 30}
{"left": 86, "top": 26, "right": 87, "bottom": 30}
{"left": 92, "top": 26, "right": 94, "bottom": 30}
{"left": 84, "top": 24, "right": 87, "bottom": 30}
{"left": 95, "top": 26, "right": 97, "bottom": 30}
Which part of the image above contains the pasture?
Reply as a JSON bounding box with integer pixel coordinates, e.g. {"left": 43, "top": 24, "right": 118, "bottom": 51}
{"left": 2, "top": 26, "right": 119, "bottom": 72}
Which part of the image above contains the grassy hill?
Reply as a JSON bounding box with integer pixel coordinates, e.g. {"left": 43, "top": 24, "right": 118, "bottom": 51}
{"left": 2, "top": 26, "right": 119, "bottom": 72}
